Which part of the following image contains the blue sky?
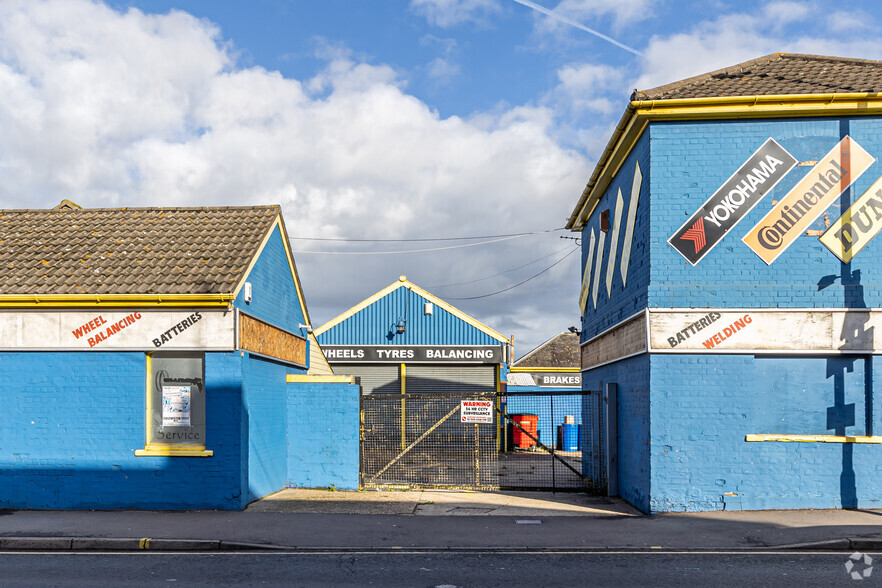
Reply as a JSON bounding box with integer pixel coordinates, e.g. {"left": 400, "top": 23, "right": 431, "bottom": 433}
{"left": 4, "top": 0, "right": 882, "bottom": 354}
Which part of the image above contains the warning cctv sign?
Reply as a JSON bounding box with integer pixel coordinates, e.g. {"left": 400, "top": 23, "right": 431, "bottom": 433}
{"left": 460, "top": 400, "right": 493, "bottom": 423}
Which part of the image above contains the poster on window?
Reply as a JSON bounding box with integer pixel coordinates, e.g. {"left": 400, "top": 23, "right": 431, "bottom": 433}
{"left": 162, "top": 385, "right": 191, "bottom": 427}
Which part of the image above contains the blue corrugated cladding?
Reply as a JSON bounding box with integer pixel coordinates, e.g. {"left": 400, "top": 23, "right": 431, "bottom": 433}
{"left": 287, "top": 381, "right": 360, "bottom": 490}
{"left": 233, "top": 225, "right": 306, "bottom": 335}
{"left": 0, "top": 351, "right": 246, "bottom": 510}
{"left": 580, "top": 131, "right": 651, "bottom": 341}
{"left": 318, "top": 285, "right": 502, "bottom": 346}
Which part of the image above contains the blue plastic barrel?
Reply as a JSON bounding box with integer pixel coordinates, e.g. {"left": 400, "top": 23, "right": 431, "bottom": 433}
{"left": 560, "top": 423, "right": 580, "bottom": 452}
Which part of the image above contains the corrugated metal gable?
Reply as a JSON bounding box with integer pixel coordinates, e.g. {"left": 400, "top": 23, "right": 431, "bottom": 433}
{"left": 317, "top": 283, "right": 503, "bottom": 346}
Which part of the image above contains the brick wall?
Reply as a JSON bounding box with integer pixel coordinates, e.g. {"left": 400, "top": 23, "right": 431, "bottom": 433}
{"left": 287, "top": 381, "right": 360, "bottom": 490}
{"left": 0, "top": 351, "right": 246, "bottom": 510}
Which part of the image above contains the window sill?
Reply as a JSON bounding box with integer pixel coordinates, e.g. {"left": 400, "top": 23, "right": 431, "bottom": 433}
{"left": 135, "top": 447, "right": 214, "bottom": 457}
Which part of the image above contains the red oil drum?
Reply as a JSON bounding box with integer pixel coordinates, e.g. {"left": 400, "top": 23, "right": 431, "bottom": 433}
{"left": 510, "top": 414, "right": 538, "bottom": 449}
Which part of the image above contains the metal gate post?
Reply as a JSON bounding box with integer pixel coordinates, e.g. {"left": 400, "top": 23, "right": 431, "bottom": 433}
{"left": 604, "top": 383, "right": 618, "bottom": 497}
{"left": 550, "top": 394, "right": 555, "bottom": 491}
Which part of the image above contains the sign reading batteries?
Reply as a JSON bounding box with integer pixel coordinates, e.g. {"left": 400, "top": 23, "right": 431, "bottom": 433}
{"left": 669, "top": 138, "right": 797, "bottom": 265}
{"left": 461, "top": 400, "right": 493, "bottom": 423}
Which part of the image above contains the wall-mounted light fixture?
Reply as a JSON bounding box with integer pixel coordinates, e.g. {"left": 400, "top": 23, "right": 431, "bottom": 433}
{"left": 244, "top": 282, "right": 253, "bottom": 304}
{"left": 298, "top": 323, "right": 313, "bottom": 334}
{"left": 396, "top": 320, "right": 406, "bottom": 334}
{"left": 424, "top": 302, "right": 433, "bottom": 316}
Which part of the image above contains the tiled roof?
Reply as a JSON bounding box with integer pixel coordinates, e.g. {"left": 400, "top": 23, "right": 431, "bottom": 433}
{"left": 634, "top": 53, "right": 882, "bottom": 101}
{"left": 0, "top": 204, "right": 279, "bottom": 295}
{"left": 513, "top": 332, "right": 580, "bottom": 368}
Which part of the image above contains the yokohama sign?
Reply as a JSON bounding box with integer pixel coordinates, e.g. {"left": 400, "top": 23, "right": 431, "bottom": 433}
{"left": 669, "top": 138, "right": 797, "bottom": 265}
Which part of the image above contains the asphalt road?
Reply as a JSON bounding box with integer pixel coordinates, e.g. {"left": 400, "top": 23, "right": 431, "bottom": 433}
{"left": 0, "top": 550, "right": 874, "bottom": 587}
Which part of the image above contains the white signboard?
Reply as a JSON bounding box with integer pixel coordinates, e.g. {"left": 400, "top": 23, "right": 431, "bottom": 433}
{"left": 461, "top": 400, "right": 493, "bottom": 423}
{"left": 162, "top": 385, "right": 191, "bottom": 426}
{"left": 0, "top": 310, "right": 235, "bottom": 350}
{"left": 649, "top": 309, "right": 881, "bottom": 353}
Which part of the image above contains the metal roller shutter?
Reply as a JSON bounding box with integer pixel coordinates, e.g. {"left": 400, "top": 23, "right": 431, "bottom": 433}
{"left": 405, "top": 365, "right": 496, "bottom": 394}
{"left": 334, "top": 364, "right": 400, "bottom": 395}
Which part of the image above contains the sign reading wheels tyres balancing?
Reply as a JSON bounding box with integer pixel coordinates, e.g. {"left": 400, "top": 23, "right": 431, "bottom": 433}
{"left": 743, "top": 136, "right": 876, "bottom": 265}
{"left": 669, "top": 138, "right": 797, "bottom": 265}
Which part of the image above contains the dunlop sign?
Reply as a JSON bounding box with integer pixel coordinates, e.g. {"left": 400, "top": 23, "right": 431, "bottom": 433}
{"left": 819, "top": 174, "right": 882, "bottom": 263}
{"left": 669, "top": 138, "right": 797, "bottom": 265}
{"left": 743, "top": 136, "right": 875, "bottom": 265}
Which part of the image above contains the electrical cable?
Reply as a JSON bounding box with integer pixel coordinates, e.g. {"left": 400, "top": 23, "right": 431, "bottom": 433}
{"left": 289, "top": 228, "right": 565, "bottom": 242}
{"left": 426, "top": 245, "right": 576, "bottom": 288}
{"left": 292, "top": 233, "right": 532, "bottom": 255}
{"left": 445, "top": 246, "right": 580, "bottom": 300}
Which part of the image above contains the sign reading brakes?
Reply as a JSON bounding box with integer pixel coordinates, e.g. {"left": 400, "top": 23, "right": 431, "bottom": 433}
{"left": 669, "top": 138, "right": 797, "bottom": 265}
{"left": 322, "top": 345, "right": 505, "bottom": 364}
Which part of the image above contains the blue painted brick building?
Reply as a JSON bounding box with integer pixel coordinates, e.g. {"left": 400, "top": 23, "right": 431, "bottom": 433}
{"left": 0, "top": 202, "right": 355, "bottom": 510}
{"left": 568, "top": 54, "right": 882, "bottom": 513}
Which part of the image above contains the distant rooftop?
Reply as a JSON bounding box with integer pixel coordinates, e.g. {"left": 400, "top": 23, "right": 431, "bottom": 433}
{"left": 513, "top": 332, "right": 579, "bottom": 369}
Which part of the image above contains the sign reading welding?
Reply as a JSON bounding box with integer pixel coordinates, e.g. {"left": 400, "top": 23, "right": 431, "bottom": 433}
{"left": 461, "top": 400, "right": 493, "bottom": 423}
{"left": 669, "top": 138, "right": 797, "bottom": 265}
{"left": 743, "top": 136, "right": 875, "bottom": 265}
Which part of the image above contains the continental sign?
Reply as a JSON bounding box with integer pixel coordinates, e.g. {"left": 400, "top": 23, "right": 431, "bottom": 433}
{"left": 669, "top": 138, "right": 797, "bottom": 265}
{"left": 819, "top": 173, "right": 882, "bottom": 263}
{"left": 649, "top": 309, "right": 881, "bottom": 353}
{"left": 743, "top": 136, "right": 875, "bottom": 265}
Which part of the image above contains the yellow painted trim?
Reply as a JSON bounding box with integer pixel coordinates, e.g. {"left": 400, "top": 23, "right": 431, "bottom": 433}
{"left": 135, "top": 448, "right": 214, "bottom": 457}
{"left": 400, "top": 363, "right": 406, "bottom": 450}
{"left": 568, "top": 92, "right": 882, "bottom": 231}
{"left": 286, "top": 374, "right": 355, "bottom": 384}
{"left": 315, "top": 277, "right": 509, "bottom": 344}
{"left": 0, "top": 294, "right": 233, "bottom": 308}
{"left": 139, "top": 538, "right": 151, "bottom": 550}
{"left": 745, "top": 434, "right": 882, "bottom": 444}
{"left": 509, "top": 367, "right": 580, "bottom": 373}
{"left": 145, "top": 354, "right": 152, "bottom": 448}
{"left": 231, "top": 214, "right": 312, "bottom": 326}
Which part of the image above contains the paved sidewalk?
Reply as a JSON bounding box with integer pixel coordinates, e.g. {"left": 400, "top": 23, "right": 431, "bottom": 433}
{"left": 1, "top": 489, "right": 880, "bottom": 551}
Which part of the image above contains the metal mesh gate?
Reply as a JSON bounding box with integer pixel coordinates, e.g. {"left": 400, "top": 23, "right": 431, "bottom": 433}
{"left": 360, "top": 392, "right": 499, "bottom": 489}
{"left": 359, "top": 390, "right": 600, "bottom": 491}
{"left": 498, "top": 391, "right": 593, "bottom": 490}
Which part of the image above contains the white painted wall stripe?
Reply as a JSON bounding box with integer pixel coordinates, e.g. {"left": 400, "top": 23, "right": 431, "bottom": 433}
{"left": 606, "top": 188, "right": 625, "bottom": 297}
{"left": 578, "top": 229, "right": 596, "bottom": 314}
{"left": 592, "top": 229, "right": 606, "bottom": 310}
{"left": 619, "top": 161, "right": 642, "bottom": 287}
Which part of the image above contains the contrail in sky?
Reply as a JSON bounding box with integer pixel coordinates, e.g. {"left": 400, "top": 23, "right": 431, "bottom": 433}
{"left": 512, "top": 0, "right": 644, "bottom": 57}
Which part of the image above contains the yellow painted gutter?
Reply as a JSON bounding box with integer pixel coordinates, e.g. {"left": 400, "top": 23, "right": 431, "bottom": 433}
{"left": 0, "top": 294, "right": 235, "bottom": 308}
{"left": 567, "top": 92, "right": 882, "bottom": 231}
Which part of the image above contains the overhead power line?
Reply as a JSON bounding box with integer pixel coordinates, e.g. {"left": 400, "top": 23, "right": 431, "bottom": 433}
{"left": 293, "top": 233, "right": 540, "bottom": 255}
{"left": 289, "top": 228, "right": 565, "bottom": 243}
{"left": 427, "top": 245, "right": 576, "bottom": 288}
{"left": 445, "top": 246, "right": 580, "bottom": 300}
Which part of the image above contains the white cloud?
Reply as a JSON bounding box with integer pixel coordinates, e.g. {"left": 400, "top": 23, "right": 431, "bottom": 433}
{"left": 426, "top": 57, "right": 461, "bottom": 83}
{"left": 534, "top": 0, "right": 654, "bottom": 35}
{"left": 634, "top": 7, "right": 882, "bottom": 92}
{"left": 410, "top": 0, "right": 502, "bottom": 28}
{"left": 0, "top": 0, "right": 588, "bottom": 352}
{"left": 762, "top": 1, "right": 812, "bottom": 28}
